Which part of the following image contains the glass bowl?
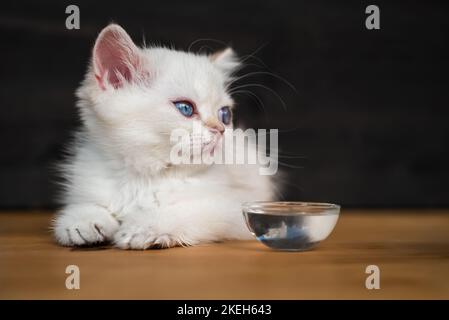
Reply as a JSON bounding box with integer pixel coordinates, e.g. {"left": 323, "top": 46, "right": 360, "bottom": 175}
{"left": 242, "top": 201, "right": 340, "bottom": 251}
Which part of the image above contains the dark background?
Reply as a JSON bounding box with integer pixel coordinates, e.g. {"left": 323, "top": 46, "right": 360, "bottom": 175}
{"left": 1, "top": 0, "right": 448, "bottom": 208}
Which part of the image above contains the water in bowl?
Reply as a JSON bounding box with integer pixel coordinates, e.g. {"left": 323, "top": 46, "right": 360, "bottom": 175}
{"left": 244, "top": 211, "right": 339, "bottom": 251}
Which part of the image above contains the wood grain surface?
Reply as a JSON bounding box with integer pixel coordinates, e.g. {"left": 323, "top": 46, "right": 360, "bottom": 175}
{"left": 0, "top": 210, "right": 448, "bottom": 299}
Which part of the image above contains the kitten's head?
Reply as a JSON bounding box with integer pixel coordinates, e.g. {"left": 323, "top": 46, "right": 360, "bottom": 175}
{"left": 77, "top": 24, "right": 240, "bottom": 174}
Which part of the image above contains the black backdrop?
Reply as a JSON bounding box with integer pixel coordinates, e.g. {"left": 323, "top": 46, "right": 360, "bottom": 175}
{"left": 1, "top": 0, "right": 448, "bottom": 208}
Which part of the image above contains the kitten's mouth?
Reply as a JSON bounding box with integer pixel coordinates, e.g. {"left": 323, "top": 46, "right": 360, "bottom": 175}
{"left": 202, "top": 134, "right": 221, "bottom": 156}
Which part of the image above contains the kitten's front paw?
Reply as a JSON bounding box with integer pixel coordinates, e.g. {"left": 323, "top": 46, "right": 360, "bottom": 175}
{"left": 114, "top": 223, "right": 179, "bottom": 249}
{"left": 53, "top": 204, "right": 120, "bottom": 246}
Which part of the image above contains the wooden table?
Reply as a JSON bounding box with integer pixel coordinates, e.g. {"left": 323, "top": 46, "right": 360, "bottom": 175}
{"left": 0, "top": 210, "right": 448, "bottom": 299}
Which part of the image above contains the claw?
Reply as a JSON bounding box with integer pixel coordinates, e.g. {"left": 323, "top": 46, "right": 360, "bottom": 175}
{"left": 93, "top": 224, "right": 105, "bottom": 241}
{"left": 75, "top": 228, "right": 88, "bottom": 244}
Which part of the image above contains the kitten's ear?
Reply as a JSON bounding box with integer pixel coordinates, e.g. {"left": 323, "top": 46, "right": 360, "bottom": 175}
{"left": 93, "top": 24, "right": 144, "bottom": 89}
{"left": 210, "top": 48, "right": 240, "bottom": 76}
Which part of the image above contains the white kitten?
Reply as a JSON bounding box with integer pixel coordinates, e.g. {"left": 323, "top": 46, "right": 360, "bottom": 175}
{"left": 53, "top": 24, "right": 274, "bottom": 249}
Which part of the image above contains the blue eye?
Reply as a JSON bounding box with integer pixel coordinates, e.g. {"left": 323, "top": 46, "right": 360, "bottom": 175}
{"left": 173, "top": 101, "right": 194, "bottom": 117}
{"left": 218, "top": 106, "right": 232, "bottom": 125}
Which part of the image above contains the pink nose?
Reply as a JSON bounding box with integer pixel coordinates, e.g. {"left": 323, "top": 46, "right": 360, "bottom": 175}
{"left": 208, "top": 126, "right": 224, "bottom": 135}
{"left": 204, "top": 117, "right": 225, "bottom": 134}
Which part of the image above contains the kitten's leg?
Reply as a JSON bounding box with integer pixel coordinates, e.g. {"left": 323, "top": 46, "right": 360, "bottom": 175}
{"left": 53, "top": 204, "right": 120, "bottom": 246}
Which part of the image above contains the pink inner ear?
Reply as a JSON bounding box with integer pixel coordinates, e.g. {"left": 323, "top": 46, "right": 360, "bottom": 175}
{"left": 93, "top": 25, "right": 141, "bottom": 89}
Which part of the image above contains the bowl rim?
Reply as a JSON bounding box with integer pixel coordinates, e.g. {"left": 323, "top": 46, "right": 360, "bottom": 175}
{"left": 242, "top": 201, "right": 340, "bottom": 216}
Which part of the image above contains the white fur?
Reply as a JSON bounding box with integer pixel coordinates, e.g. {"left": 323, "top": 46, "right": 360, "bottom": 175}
{"left": 53, "top": 25, "right": 274, "bottom": 249}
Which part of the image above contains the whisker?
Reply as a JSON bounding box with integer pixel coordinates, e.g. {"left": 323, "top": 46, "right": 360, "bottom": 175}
{"left": 238, "top": 54, "right": 268, "bottom": 69}
{"left": 197, "top": 45, "right": 215, "bottom": 55}
{"left": 231, "top": 90, "right": 267, "bottom": 112}
{"left": 227, "top": 71, "right": 298, "bottom": 93}
{"left": 187, "top": 38, "right": 229, "bottom": 53}
{"left": 274, "top": 161, "right": 304, "bottom": 169}
{"left": 239, "top": 42, "right": 269, "bottom": 65}
{"left": 230, "top": 83, "right": 288, "bottom": 111}
{"left": 254, "top": 149, "right": 306, "bottom": 161}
